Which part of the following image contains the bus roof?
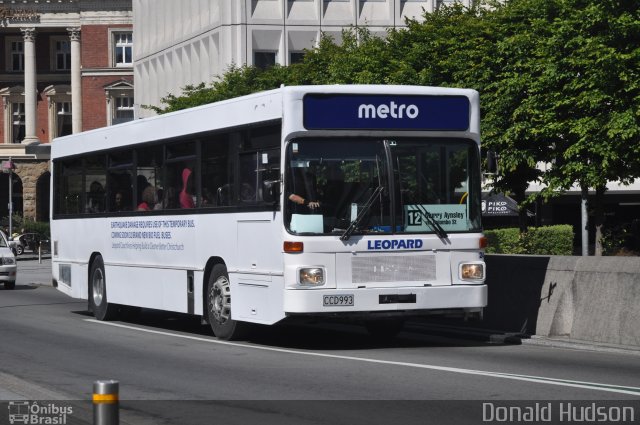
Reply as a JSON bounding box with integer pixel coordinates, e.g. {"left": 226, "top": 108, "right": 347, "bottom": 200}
{"left": 51, "top": 85, "right": 479, "bottom": 159}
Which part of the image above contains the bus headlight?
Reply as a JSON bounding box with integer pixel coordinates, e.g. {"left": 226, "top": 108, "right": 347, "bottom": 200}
{"left": 1, "top": 257, "right": 16, "bottom": 265}
{"left": 299, "top": 267, "right": 325, "bottom": 286}
{"left": 460, "top": 263, "right": 484, "bottom": 281}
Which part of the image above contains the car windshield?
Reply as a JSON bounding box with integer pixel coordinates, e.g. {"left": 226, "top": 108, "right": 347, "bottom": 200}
{"left": 284, "top": 138, "right": 481, "bottom": 236}
{"left": 0, "top": 231, "right": 8, "bottom": 248}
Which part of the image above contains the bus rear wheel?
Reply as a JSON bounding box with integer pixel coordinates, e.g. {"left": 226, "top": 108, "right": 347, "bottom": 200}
{"left": 207, "top": 264, "right": 249, "bottom": 340}
{"left": 89, "top": 255, "right": 118, "bottom": 321}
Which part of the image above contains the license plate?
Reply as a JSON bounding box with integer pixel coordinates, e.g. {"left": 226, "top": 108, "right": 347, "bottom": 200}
{"left": 323, "top": 294, "right": 354, "bottom": 307}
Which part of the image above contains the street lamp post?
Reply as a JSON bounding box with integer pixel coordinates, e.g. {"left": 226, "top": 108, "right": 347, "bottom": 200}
{"left": 1, "top": 158, "right": 16, "bottom": 237}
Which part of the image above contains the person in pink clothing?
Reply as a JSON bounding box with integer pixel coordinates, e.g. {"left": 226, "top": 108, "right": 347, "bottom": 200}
{"left": 137, "top": 185, "right": 156, "bottom": 211}
{"left": 180, "top": 167, "right": 195, "bottom": 209}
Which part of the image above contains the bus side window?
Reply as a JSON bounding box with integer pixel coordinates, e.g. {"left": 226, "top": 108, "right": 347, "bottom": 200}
{"left": 136, "top": 146, "right": 163, "bottom": 211}
{"left": 202, "top": 134, "right": 230, "bottom": 207}
{"left": 85, "top": 154, "right": 107, "bottom": 214}
{"left": 239, "top": 153, "right": 258, "bottom": 203}
{"left": 216, "top": 184, "right": 232, "bottom": 206}
{"left": 108, "top": 150, "right": 134, "bottom": 212}
{"left": 179, "top": 167, "right": 196, "bottom": 209}
{"left": 258, "top": 149, "right": 280, "bottom": 202}
{"left": 86, "top": 181, "right": 105, "bottom": 213}
{"left": 166, "top": 141, "right": 197, "bottom": 208}
{"left": 59, "top": 159, "right": 83, "bottom": 215}
{"left": 245, "top": 124, "right": 281, "bottom": 204}
{"left": 109, "top": 171, "right": 133, "bottom": 212}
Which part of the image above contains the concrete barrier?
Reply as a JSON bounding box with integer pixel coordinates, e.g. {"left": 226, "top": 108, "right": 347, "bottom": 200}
{"left": 483, "top": 255, "right": 640, "bottom": 347}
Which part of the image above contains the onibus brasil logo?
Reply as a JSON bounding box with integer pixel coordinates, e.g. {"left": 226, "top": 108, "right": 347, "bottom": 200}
{"left": 7, "top": 401, "right": 73, "bottom": 425}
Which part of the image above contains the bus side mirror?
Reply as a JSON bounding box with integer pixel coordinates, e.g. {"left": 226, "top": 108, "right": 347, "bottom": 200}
{"left": 486, "top": 151, "right": 498, "bottom": 174}
{"left": 262, "top": 180, "right": 281, "bottom": 203}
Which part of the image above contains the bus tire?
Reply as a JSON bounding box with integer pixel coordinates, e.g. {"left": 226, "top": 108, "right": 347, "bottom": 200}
{"left": 89, "top": 256, "right": 118, "bottom": 321}
{"left": 365, "top": 319, "right": 405, "bottom": 340}
{"left": 206, "top": 264, "right": 249, "bottom": 340}
{"left": 4, "top": 281, "right": 15, "bottom": 290}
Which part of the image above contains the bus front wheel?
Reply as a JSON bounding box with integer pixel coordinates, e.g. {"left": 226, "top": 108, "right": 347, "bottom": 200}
{"left": 207, "top": 264, "right": 249, "bottom": 340}
{"left": 89, "top": 256, "right": 118, "bottom": 321}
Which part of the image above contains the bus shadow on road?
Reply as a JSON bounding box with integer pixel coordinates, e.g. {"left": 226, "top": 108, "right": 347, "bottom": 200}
{"left": 4, "top": 284, "right": 39, "bottom": 291}
{"left": 73, "top": 308, "right": 520, "bottom": 351}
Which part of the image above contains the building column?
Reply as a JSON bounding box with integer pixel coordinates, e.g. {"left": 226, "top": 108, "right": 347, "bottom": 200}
{"left": 21, "top": 27, "right": 39, "bottom": 144}
{"left": 68, "top": 27, "right": 82, "bottom": 133}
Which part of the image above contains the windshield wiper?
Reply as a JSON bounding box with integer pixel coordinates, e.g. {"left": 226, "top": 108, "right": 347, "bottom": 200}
{"left": 413, "top": 204, "right": 448, "bottom": 240}
{"left": 340, "top": 185, "right": 384, "bottom": 241}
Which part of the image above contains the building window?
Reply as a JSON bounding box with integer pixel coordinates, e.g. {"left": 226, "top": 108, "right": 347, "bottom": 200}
{"left": 114, "top": 32, "right": 133, "bottom": 67}
{"left": 10, "top": 40, "right": 24, "bottom": 72}
{"left": 57, "top": 102, "right": 72, "bottom": 137}
{"left": 290, "top": 51, "right": 305, "bottom": 64}
{"left": 54, "top": 40, "right": 72, "bottom": 71}
{"left": 254, "top": 51, "right": 276, "bottom": 70}
{"left": 12, "top": 103, "right": 25, "bottom": 144}
{"left": 113, "top": 97, "right": 134, "bottom": 125}
{"left": 435, "top": 0, "right": 458, "bottom": 8}
{"left": 105, "top": 81, "right": 134, "bottom": 126}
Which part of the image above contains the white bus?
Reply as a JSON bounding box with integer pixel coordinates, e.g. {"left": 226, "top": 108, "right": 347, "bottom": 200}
{"left": 51, "top": 85, "right": 487, "bottom": 340}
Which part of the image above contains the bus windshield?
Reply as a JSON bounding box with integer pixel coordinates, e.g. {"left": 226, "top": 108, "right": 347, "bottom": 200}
{"left": 285, "top": 138, "right": 482, "bottom": 236}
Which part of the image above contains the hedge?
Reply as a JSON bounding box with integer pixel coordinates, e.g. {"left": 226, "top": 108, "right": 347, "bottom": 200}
{"left": 6, "top": 215, "right": 50, "bottom": 237}
{"left": 484, "top": 225, "right": 574, "bottom": 255}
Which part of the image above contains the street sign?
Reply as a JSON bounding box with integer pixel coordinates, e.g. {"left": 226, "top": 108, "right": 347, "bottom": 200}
{"left": 481, "top": 193, "right": 519, "bottom": 217}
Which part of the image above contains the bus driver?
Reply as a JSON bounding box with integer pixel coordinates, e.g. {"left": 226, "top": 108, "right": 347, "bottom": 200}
{"left": 288, "top": 167, "right": 320, "bottom": 210}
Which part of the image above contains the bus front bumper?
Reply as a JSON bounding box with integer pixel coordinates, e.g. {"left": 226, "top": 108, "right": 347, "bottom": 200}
{"left": 283, "top": 284, "right": 487, "bottom": 315}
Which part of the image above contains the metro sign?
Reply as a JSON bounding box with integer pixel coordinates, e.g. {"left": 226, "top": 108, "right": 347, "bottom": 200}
{"left": 303, "top": 94, "right": 470, "bottom": 131}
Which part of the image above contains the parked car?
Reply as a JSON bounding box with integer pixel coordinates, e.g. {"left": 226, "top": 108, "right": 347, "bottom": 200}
{"left": 0, "top": 230, "right": 19, "bottom": 255}
{"left": 0, "top": 231, "right": 17, "bottom": 289}
{"left": 15, "top": 233, "right": 50, "bottom": 255}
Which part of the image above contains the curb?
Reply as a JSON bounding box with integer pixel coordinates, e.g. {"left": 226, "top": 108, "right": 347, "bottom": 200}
{"left": 405, "top": 322, "right": 640, "bottom": 355}
{"left": 522, "top": 335, "right": 640, "bottom": 356}
{"left": 16, "top": 254, "right": 51, "bottom": 262}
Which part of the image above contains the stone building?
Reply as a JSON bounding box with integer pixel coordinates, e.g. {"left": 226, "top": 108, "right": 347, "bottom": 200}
{"left": 0, "top": 0, "right": 133, "bottom": 223}
{"left": 133, "top": 0, "right": 468, "bottom": 118}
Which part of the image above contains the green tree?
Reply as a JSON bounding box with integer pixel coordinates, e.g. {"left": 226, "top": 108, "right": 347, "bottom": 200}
{"left": 477, "top": 0, "right": 559, "bottom": 231}
{"left": 508, "top": 0, "right": 640, "bottom": 253}
{"left": 295, "top": 28, "right": 393, "bottom": 84}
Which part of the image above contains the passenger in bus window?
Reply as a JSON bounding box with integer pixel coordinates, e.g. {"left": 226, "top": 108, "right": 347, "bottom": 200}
{"left": 154, "top": 188, "right": 164, "bottom": 210}
{"left": 180, "top": 168, "right": 195, "bottom": 209}
{"left": 137, "top": 186, "right": 157, "bottom": 211}
{"left": 202, "top": 188, "right": 215, "bottom": 206}
{"left": 156, "top": 187, "right": 176, "bottom": 209}
{"left": 216, "top": 184, "right": 232, "bottom": 206}
{"left": 113, "top": 191, "right": 128, "bottom": 211}
{"left": 137, "top": 175, "right": 151, "bottom": 203}
{"left": 86, "top": 181, "right": 105, "bottom": 213}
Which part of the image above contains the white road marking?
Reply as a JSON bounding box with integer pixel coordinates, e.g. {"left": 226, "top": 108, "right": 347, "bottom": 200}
{"left": 85, "top": 319, "right": 640, "bottom": 396}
